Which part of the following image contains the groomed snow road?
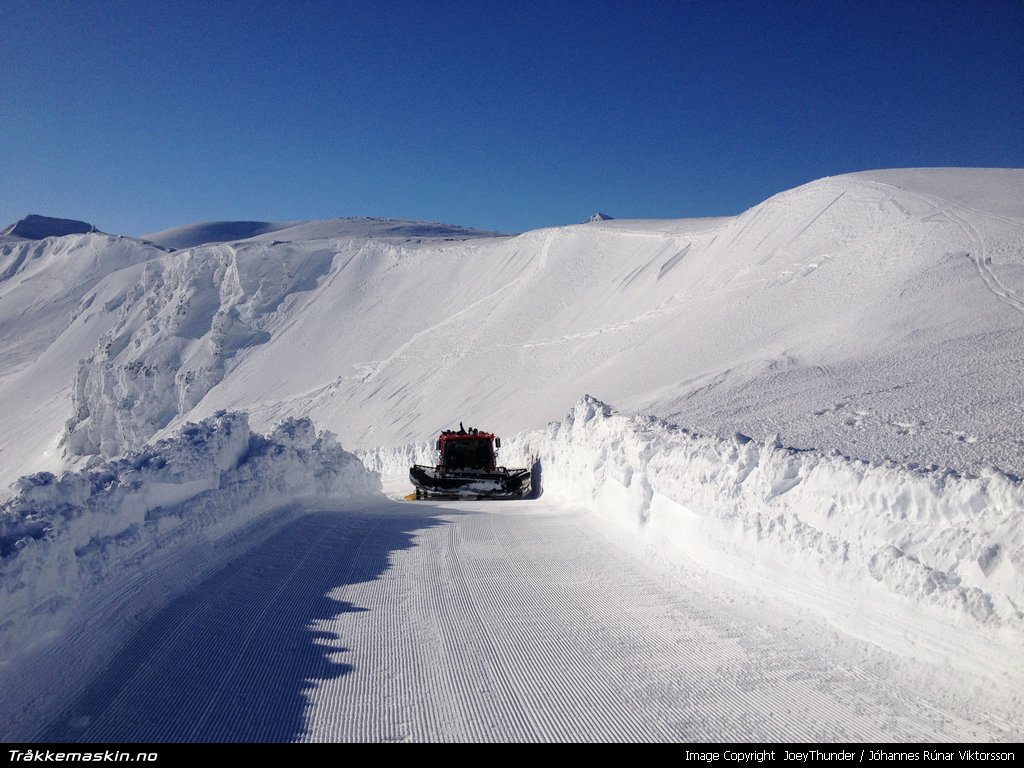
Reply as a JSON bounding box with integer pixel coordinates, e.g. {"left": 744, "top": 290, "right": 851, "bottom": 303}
{"left": 39, "top": 499, "right": 1013, "bottom": 742}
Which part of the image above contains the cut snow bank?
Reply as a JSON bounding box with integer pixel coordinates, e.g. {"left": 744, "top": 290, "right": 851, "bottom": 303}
{"left": 358, "top": 441, "right": 437, "bottom": 494}
{"left": 0, "top": 411, "right": 380, "bottom": 663}
{"left": 513, "top": 398, "right": 1023, "bottom": 630}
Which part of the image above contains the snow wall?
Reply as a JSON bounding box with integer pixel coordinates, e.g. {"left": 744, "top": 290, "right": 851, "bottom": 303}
{"left": 366, "top": 397, "right": 1024, "bottom": 652}
{"left": 0, "top": 411, "right": 381, "bottom": 663}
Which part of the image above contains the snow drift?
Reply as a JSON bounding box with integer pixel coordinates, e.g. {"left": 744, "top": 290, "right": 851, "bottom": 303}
{"left": 140, "top": 220, "right": 298, "bottom": 250}
{"left": 0, "top": 411, "right": 380, "bottom": 662}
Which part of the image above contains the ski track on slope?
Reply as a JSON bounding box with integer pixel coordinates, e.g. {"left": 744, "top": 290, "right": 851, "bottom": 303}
{"left": 858, "top": 179, "right": 1024, "bottom": 315}
{"left": 355, "top": 272, "right": 531, "bottom": 384}
{"left": 949, "top": 208, "right": 1024, "bottom": 313}
{"left": 32, "top": 501, "right": 1015, "bottom": 743}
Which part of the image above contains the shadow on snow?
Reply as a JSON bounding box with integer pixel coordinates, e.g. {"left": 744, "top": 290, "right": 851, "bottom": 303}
{"left": 38, "top": 503, "right": 445, "bottom": 743}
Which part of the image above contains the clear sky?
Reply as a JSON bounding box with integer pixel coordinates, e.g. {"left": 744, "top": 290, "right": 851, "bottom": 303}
{"left": 2, "top": 0, "right": 1022, "bottom": 235}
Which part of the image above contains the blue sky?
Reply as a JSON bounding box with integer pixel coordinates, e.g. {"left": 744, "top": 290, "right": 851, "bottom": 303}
{"left": 2, "top": 0, "right": 1022, "bottom": 235}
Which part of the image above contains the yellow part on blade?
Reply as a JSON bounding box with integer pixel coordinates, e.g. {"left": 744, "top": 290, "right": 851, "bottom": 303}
{"left": 402, "top": 492, "right": 418, "bottom": 501}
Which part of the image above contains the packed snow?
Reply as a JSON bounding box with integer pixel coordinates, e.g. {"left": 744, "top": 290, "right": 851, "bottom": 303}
{"left": 29, "top": 498, "right": 1020, "bottom": 742}
{"left": 1, "top": 168, "right": 1022, "bottom": 740}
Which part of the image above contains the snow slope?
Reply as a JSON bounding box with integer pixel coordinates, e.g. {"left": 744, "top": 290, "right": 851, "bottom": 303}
{"left": 47, "top": 168, "right": 1024, "bottom": 481}
{"left": 140, "top": 220, "right": 298, "bottom": 250}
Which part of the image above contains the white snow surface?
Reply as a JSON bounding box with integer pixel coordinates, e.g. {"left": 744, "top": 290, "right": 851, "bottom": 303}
{"left": 140, "top": 220, "right": 298, "bottom": 250}
{"left": 1, "top": 168, "right": 1023, "bottom": 740}
{"left": 521, "top": 399, "right": 1024, "bottom": 635}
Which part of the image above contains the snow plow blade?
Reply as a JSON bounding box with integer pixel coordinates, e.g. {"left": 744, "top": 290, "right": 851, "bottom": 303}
{"left": 409, "top": 465, "right": 530, "bottom": 499}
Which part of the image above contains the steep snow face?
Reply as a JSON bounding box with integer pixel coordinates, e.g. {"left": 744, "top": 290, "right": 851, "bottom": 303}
{"left": 0, "top": 234, "right": 164, "bottom": 486}
{"left": 64, "top": 240, "right": 341, "bottom": 457}
{"left": 502, "top": 398, "right": 1024, "bottom": 632}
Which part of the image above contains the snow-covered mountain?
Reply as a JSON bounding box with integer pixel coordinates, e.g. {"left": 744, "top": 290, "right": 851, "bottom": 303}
{"left": 5, "top": 169, "right": 1018, "bottom": 488}
{"left": 2, "top": 169, "right": 1023, "bottom": 740}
